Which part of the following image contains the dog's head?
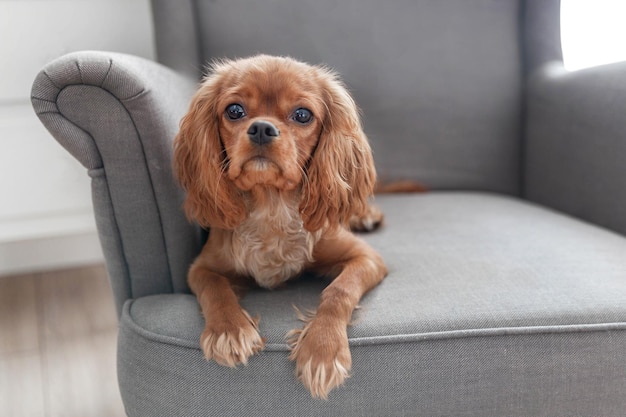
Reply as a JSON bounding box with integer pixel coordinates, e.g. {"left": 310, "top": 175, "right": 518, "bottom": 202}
{"left": 174, "top": 55, "right": 376, "bottom": 231}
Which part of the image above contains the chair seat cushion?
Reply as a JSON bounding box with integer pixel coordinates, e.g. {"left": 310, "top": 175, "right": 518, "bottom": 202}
{"left": 118, "top": 192, "right": 626, "bottom": 417}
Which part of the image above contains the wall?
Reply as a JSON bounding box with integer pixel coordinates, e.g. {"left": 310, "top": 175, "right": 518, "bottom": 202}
{"left": 0, "top": 0, "right": 156, "bottom": 275}
{"left": 561, "top": 0, "right": 626, "bottom": 71}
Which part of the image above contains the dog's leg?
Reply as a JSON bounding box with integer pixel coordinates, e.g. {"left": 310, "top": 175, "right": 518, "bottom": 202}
{"left": 288, "top": 229, "right": 387, "bottom": 398}
{"left": 189, "top": 264, "right": 265, "bottom": 367}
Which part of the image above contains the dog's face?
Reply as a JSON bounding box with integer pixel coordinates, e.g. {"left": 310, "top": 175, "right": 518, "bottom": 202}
{"left": 174, "top": 55, "right": 376, "bottom": 231}
{"left": 214, "top": 59, "right": 325, "bottom": 192}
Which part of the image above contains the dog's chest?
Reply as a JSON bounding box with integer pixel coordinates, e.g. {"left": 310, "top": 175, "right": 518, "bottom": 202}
{"left": 231, "top": 203, "right": 319, "bottom": 289}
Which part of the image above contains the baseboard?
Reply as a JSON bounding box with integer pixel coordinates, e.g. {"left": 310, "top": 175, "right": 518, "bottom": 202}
{"left": 0, "top": 231, "right": 104, "bottom": 277}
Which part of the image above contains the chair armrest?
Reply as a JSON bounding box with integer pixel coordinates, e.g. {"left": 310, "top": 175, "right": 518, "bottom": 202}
{"left": 31, "top": 51, "right": 204, "bottom": 315}
{"left": 524, "top": 62, "right": 626, "bottom": 236}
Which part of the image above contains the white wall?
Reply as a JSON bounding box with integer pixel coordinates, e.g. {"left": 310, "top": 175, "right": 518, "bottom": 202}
{"left": 0, "top": 0, "right": 156, "bottom": 275}
{"left": 561, "top": 0, "right": 626, "bottom": 71}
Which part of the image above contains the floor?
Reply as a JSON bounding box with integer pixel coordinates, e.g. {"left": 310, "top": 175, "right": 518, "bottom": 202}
{"left": 0, "top": 264, "right": 126, "bottom": 417}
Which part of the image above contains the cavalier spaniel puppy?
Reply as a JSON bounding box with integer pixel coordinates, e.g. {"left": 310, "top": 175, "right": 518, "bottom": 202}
{"left": 173, "top": 55, "right": 387, "bottom": 399}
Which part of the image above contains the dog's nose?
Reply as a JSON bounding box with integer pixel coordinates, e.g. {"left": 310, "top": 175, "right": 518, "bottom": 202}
{"left": 247, "top": 120, "right": 279, "bottom": 145}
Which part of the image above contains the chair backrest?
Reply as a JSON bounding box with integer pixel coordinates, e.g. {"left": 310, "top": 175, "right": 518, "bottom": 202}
{"left": 152, "top": 0, "right": 562, "bottom": 195}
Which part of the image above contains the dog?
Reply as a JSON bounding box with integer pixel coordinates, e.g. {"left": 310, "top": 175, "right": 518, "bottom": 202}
{"left": 173, "top": 55, "right": 388, "bottom": 399}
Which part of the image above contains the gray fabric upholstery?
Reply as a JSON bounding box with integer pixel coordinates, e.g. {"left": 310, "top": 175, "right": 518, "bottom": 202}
{"left": 118, "top": 193, "right": 626, "bottom": 416}
{"left": 193, "top": 0, "right": 523, "bottom": 195}
{"left": 522, "top": 0, "right": 563, "bottom": 73}
{"left": 149, "top": 0, "right": 566, "bottom": 196}
{"left": 525, "top": 61, "right": 626, "bottom": 236}
{"left": 151, "top": 0, "right": 201, "bottom": 79}
{"left": 149, "top": 0, "right": 563, "bottom": 196}
{"left": 30, "top": 0, "right": 626, "bottom": 415}
{"left": 31, "top": 52, "right": 204, "bottom": 315}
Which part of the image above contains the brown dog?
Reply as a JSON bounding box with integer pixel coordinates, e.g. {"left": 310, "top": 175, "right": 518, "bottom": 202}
{"left": 173, "top": 55, "right": 387, "bottom": 398}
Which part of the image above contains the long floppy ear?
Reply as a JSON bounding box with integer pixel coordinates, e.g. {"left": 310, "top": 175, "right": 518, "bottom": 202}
{"left": 173, "top": 69, "right": 246, "bottom": 230}
{"left": 300, "top": 72, "right": 376, "bottom": 232}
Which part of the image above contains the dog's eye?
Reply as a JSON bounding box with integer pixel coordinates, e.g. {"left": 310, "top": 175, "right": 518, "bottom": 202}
{"left": 225, "top": 104, "right": 246, "bottom": 120}
{"left": 291, "top": 108, "right": 313, "bottom": 124}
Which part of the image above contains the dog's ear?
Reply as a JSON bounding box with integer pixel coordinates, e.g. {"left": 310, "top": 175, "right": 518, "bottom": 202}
{"left": 173, "top": 68, "right": 246, "bottom": 230}
{"left": 300, "top": 72, "right": 376, "bottom": 232}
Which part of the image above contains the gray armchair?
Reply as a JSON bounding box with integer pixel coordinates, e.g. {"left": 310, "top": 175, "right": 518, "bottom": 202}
{"left": 31, "top": 1, "right": 626, "bottom": 415}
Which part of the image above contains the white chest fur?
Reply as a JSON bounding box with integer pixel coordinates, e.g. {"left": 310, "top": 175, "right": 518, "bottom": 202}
{"left": 231, "top": 196, "right": 320, "bottom": 289}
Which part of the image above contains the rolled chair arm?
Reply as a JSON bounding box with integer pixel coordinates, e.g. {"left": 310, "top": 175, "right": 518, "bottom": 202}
{"left": 525, "top": 61, "right": 626, "bottom": 236}
{"left": 31, "top": 51, "right": 204, "bottom": 315}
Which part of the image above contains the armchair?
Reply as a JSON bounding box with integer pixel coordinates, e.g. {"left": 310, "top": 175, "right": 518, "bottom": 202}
{"left": 32, "top": 0, "right": 626, "bottom": 415}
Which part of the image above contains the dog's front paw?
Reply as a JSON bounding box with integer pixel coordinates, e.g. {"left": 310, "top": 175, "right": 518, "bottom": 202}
{"left": 287, "top": 316, "right": 351, "bottom": 399}
{"left": 201, "top": 308, "right": 265, "bottom": 367}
